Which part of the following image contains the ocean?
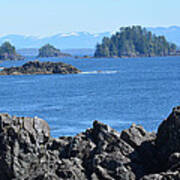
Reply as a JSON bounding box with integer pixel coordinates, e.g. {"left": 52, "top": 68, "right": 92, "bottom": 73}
{"left": 0, "top": 56, "right": 180, "bottom": 137}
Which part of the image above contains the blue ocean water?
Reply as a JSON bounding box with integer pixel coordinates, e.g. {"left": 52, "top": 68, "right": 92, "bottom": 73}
{"left": 0, "top": 56, "right": 180, "bottom": 137}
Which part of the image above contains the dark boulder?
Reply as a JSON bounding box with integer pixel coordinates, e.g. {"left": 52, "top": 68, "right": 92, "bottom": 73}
{"left": 156, "top": 106, "right": 180, "bottom": 170}
{"left": 156, "top": 106, "right": 180, "bottom": 153}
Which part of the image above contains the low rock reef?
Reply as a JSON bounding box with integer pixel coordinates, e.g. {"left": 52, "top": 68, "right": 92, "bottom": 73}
{"left": 0, "top": 107, "right": 180, "bottom": 179}
{"left": 0, "top": 60, "right": 81, "bottom": 75}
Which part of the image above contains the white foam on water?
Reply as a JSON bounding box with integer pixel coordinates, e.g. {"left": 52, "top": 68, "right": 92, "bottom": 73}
{"left": 80, "top": 70, "right": 119, "bottom": 75}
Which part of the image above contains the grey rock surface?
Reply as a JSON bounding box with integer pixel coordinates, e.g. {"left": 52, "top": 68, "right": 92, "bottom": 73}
{"left": 0, "top": 107, "right": 180, "bottom": 179}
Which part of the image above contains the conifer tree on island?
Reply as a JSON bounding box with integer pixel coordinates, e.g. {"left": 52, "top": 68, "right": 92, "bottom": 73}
{"left": 94, "top": 26, "right": 177, "bottom": 58}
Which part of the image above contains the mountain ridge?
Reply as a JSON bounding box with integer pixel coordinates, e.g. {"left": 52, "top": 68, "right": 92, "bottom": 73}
{"left": 0, "top": 32, "right": 110, "bottom": 49}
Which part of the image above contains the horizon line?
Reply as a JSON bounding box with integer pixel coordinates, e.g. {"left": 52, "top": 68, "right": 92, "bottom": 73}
{"left": 0, "top": 25, "right": 179, "bottom": 38}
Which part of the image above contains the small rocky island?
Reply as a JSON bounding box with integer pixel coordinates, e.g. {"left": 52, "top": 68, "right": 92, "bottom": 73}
{"left": 95, "top": 26, "right": 177, "bottom": 58}
{"left": 38, "top": 44, "right": 71, "bottom": 58}
{"left": 0, "top": 60, "right": 81, "bottom": 75}
{"left": 0, "top": 42, "right": 24, "bottom": 60}
{"left": 0, "top": 107, "right": 180, "bottom": 179}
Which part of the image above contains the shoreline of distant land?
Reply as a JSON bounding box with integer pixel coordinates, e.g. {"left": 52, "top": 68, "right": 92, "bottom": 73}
{"left": 92, "top": 53, "right": 180, "bottom": 59}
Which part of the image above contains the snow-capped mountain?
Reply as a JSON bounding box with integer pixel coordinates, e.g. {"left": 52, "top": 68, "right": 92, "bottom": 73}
{"left": 0, "top": 32, "right": 111, "bottom": 49}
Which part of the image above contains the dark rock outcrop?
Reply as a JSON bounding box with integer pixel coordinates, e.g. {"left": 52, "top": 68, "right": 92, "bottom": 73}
{"left": 0, "top": 60, "right": 81, "bottom": 75}
{"left": 0, "top": 107, "right": 180, "bottom": 179}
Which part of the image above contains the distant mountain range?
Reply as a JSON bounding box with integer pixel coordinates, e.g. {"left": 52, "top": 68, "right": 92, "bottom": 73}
{"left": 1, "top": 32, "right": 110, "bottom": 49}
{"left": 2, "top": 26, "right": 180, "bottom": 56}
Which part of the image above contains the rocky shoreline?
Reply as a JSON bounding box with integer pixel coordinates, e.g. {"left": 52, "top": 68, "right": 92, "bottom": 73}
{"left": 0, "top": 107, "right": 180, "bottom": 179}
{"left": 0, "top": 60, "right": 81, "bottom": 75}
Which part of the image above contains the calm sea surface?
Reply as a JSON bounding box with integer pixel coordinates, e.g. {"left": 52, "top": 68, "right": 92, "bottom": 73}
{"left": 0, "top": 56, "right": 180, "bottom": 137}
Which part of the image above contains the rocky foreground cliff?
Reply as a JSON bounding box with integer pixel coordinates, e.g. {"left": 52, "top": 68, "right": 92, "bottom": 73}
{"left": 0, "top": 60, "right": 81, "bottom": 75}
{"left": 0, "top": 107, "right": 180, "bottom": 179}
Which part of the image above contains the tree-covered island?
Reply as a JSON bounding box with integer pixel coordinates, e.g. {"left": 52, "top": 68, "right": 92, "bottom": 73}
{"left": 0, "top": 42, "right": 24, "bottom": 60}
{"left": 38, "top": 44, "right": 71, "bottom": 58}
{"left": 94, "top": 26, "right": 177, "bottom": 58}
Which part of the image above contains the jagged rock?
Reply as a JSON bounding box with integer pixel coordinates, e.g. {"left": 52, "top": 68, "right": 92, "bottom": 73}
{"left": 156, "top": 106, "right": 180, "bottom": 171}
{"left": 0, "top": 60, "right": 81, "bottom": 75}
{"left": 0, "top": 114, "right": 50, "bottom": 179}
{"left": 140, "top": 174, "right": 163, "bottom": 180}
{"left": 141, "top": 171, "right": 180, "bottom": 180}
{"left": 121, "top": 123, "right": 155, "bottom": 148}
{"left": 1, "top": 107, "right": 180, "bottom": 179}
{"left": 156, "top": 106, "right": 180, "bottom": 152}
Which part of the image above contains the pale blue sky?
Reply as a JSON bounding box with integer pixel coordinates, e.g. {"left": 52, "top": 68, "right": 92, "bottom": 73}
{"left": 0, "top": 0, "right": 179, "bottom": 36}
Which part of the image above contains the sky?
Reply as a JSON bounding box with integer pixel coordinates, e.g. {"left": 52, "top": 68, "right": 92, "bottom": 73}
{"left": 0, "top": 0, "right": 180, "bottom": 36}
